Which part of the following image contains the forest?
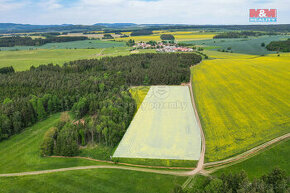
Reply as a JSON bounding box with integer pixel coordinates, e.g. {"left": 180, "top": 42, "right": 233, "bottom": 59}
{"left": 266, "top": 39, "right": 290, "bottom": 52}
{"left": 160, "top": 34, "right": 175, "bottom": 40}
{"left": 0, "top": 66, "right": 15, "bottom": 74}
{"left": 213, "top": 31, "right": 277, "bottom": 39}
{"left": 0, "top": 53, "right": 201, "bottom": 156}
{"left": 178, "top": 168, "right": 288, "bottom": 193}
{"left": 0, "top": 36, "right": 88, "bottom": 47}
{"left": 130, "top": 30, "right": 153, "bottom": 36}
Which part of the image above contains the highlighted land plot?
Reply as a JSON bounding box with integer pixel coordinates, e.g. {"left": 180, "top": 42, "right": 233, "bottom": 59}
{"left": 113, "top": 86, "right": 201, "bottom": 160}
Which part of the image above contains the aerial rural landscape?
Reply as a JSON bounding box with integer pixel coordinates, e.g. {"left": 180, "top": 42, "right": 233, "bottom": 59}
{"left": 0, "top": 0, "right": 289, "bottom": 193}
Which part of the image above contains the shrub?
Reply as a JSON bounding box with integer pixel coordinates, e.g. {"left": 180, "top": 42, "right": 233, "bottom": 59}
{"left": 41, "top": 127, "right": 58, "bottom": 156}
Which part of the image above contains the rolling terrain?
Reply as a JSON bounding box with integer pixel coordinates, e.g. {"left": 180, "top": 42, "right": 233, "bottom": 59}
{"left": 0, "top": 113, "right": 104, "bottom": 174}
{"left": 0, "top": 27, "right": 289, "bottom": 193}
{"left": 0, "top": 40, "right": 125, "bottom": 51}
{"left": 184, "top": 35, "right": 290, "bottom": 55}
{"left": 0, "top": 47, "right": 155, "bottom": 71}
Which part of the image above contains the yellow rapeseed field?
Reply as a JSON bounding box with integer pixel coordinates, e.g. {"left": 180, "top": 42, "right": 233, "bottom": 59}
{"left": 115, "top": 31, "right": 215, "bottom": 42}
{"left": 115, "top": 35, "right": 161, "bottom": 42}
{"left": 192, "top": 52, "right": 290, "bottom": 162}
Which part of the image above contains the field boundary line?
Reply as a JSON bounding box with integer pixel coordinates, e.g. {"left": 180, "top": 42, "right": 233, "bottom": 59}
{"left": 205, "top": 133, "right": 290, "bottom": 169}
{"left": 48, "top": 156, "right": 195, "bottom": 170}
{"left": 0, "top": 165, "right": 192, "bottom": 177}
{"left": 184, "top": 70, "right": 206, "bottom": 176}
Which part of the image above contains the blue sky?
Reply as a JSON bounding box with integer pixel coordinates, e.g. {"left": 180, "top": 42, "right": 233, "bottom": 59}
{"left": 0, "top": 0, "right": 289, "bottom": 25}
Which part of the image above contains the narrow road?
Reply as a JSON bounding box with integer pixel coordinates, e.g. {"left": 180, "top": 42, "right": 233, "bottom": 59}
{"left": 1, "top": 134, "right": 288, "bottom": 178}
{"left": 185, "top": 74, "right": 206, "bottom": 176}
{"left": 205, "top": 133, "right": 290, "bottom": 169}
{"left": 49, "top": 156, "right": 194, "bottom": 170}
{"left": 0, "top": 165, "right": 189, "bottom": 177}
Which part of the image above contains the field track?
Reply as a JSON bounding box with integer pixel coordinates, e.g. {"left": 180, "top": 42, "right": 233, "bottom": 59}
{"left": 0, "top": 165, "right": 188, "bottom": 177}
{"left": 0, "top": 132, "right": 288, "bottom": 178}
{"left": 204, "top": 133, "right": 290, "bottom": 170}
{"left": 49, "top": 156, "right": 195, "bottom": 170}
{"left": 186, "top": 74, "right": 206, "bottom": 175}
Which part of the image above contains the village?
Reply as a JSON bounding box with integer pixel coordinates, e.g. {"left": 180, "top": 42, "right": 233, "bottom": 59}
{"left": 132, "top": 41, "right": 194, "bottom": 52}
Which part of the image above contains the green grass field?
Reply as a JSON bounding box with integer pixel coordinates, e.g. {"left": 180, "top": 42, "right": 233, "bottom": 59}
{"left": 113, "top": 157, "right": 197, "bottom": 168}
{"left": 0, "top": 40, "right": 126, "bottom": 51}
{"left": 0, "top": 169, "right": 186, "bottom": 193}
{"left": 183, "top": 35, "right": 290, "bottom": 55}
{"left": 0, "top": 47, "right": 155, "bottom": 71}
{"left": 79, "top": 144, "right": 115, "bottom": 161}
{"left": 0, "top": 49, "right": 102, "bottom": 71}
{"left": 212, "top": 139, "right": 290, "bottom": 179}
{"left": 191, "top": 52, "right": 290, "bottom": 162}
{"left": 0, "top": 113, "right": 107, "bottom": 174}
{"left": 0, "top": 113, "right": 187, "bottom": 192}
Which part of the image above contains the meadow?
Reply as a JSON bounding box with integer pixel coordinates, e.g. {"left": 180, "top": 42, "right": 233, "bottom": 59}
{"left": 0, "top": 169, "right": 186, "bottom": 193}
{"left": 0, "top": 49, "right": 102, "bottom": 71}
{"left": 0, "top": 40, "right": 125, "bottom": 51}
{"left": 0, "top": 47, "right": 155, "bottom": 71}
{"left": 0, "top": 112, "right": 187, "bottom": 192}
{"left": 191, "top": 52, "right": 290, "bottom": 162}
{"left": 0, "top": 113, "right": 106, "bottom": 174}
{"left": 183, "top": 35, "right": 290, "bottom": 55}
{"left": 212, "top": 139, "right": 290, "bottom": 179}
{"left": 113, "top": 86, "right": 201, "bottom": 162}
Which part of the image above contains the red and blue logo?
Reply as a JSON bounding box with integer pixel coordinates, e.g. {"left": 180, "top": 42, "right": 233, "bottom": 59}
{"left": 249, "top": 9, "right": 277, "bottom": 22}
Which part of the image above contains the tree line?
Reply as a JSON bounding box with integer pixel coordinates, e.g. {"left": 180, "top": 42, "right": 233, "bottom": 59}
{"left": 0, "top": 66, "right": 15, "bottom": 74}
{"left": 0, "top": 36, "right": 88, "bottom": 47}
{"left": 175, "top": 168, "right": 289, "bottom": 193}
{"left": 266, "top": 39, "right": 290, "bottom": 52}
{"left": 160, "top": 34, "right": 175, "bottom": 40}
{"left": 130, "top": 30, "right": 153, "bottom": 36}
{"left": 213, "top": 31, "right": 278, "bottom": 39}
{"left": 0, "top": 53, "right": 201, "bottom": 156}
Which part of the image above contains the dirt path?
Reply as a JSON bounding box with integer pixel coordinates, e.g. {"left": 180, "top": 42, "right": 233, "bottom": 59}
{"left": 205, "top": 133, "right": 290, "bottom": 170}
{"left": 181, "top": 73, "right": 207, "bottom": 190}
{"left": 184, "top": 74, "right": 206, "bottom": 176}
{"left": 49, "top": 156, "right": 194, "bottom": 170}
{"left": 0, "top": 165, "right": 190, "bottom": 177}
{"left": 1, "top": 134, "right": 287, "bottom": 178}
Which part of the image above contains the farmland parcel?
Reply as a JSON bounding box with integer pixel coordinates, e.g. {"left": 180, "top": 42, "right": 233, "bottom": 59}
{"left": 113, "top": 86, "right": 201, "bottom": 160}
{"left": 192, "top": 52, "right": 290, "bottom": 162}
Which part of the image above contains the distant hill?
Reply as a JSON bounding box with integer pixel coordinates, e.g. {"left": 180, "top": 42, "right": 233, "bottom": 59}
{"left": 0, "top": 23, "right": 67, "bottom": 30}
{"left": 0, "top": 23, "right": 102, "bottom": 33}
{"left": 94, "top": 23, "right": 137, "bottom": 28}
{"left": 0, "top": 23, "right": 290, "bottom": 34}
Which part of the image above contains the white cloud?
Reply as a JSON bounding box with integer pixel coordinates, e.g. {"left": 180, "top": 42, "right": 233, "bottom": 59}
{"left": 0, "top": 0, "right": 26, "bottom": 12}
{"left": 0, "top": 0, "right": 289, "bottom": 24}
{"left": 82, "top": 0, "right": 126, "bottom": 5}
{"left": 38, "top": 0, "right": 62, "bottom": 10}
